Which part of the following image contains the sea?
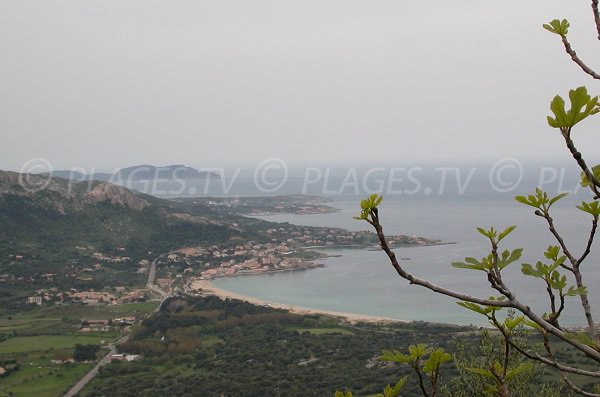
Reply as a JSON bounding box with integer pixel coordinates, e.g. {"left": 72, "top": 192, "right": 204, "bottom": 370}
{"left": 161, "top": 161, "right": 600, "bottom": 326}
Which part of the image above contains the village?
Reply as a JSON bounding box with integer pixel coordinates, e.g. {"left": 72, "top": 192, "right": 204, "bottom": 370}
{"left": 150, "top": 225, "right": 441, "bottom": 296}
{"left": 16, "top": 223, "right": 440, "bottom": 304}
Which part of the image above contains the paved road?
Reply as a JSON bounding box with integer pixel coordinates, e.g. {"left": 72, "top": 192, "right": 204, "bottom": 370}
{"left": 63, "top": 335, "right": 129, "bottom": 397}
{"left": 63, "top": 255, "right": 169, "bottom": 397}
{"left": 147, "top": 255, "right": 169, "bottom": 300}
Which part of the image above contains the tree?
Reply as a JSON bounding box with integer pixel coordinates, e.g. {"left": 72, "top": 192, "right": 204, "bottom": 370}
{"left": 348, "top": 4, "right": 600, "bottom": 397}
{"left": 74, "top": 344, "right": 101, "bottom": 362}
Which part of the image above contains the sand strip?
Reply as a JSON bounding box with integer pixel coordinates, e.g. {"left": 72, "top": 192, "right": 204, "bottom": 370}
{"left": 194, "top": 279, "right": 404, "bottom": 324}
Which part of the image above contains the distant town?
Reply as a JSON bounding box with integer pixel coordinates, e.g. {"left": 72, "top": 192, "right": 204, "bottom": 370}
{"left": 176, "top": 194, "right": 339, "bottom": 215}
{"left": 15, "top": 222, "right": 441, "bottom": 307}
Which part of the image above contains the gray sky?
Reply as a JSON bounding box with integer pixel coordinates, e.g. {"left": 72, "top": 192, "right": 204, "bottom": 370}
{"left": 2, "top": 0, "right": 600, "bottom": 172}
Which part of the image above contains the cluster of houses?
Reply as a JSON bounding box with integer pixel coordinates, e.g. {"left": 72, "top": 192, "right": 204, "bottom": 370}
{"left": 200, "top": 254, "right": 307, "bottom": 279}
{"left": 162, "top": 242, "right": 313, "bottom": 280}
{"left": 27, "top": 287, "right": 147, "bottom": 306}
{"left": 79, "top": 316, "right": 137, "bottom": 332}
{"left": 109, "top": 353, "right": 141, "bottom": 362}
{"left": 91, "top": 252, "right": 132, "bottom": 263}
{"left": 161, "top": 224, "right": 433, "bottom": 282}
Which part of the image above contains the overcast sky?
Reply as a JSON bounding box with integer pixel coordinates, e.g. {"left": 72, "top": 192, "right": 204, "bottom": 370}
{"left": 2, "top": 1, "right": 600, "bottom": 172}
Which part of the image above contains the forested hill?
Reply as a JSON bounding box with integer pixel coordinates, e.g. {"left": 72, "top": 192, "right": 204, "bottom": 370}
{"left": 0, "top": 170, "right": 264, "bottom": 258}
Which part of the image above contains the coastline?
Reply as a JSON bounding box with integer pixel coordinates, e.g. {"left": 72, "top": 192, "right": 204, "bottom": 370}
{"left": 195, "top": 279, "right": 405, "bottom": 324}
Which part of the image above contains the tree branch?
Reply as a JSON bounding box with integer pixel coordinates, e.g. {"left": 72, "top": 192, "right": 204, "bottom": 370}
{"left": 541, "top": 209, "right": 596, "bottom": 336}
{"left": 368, "top": 213, "right": 600, "bottom": 363}
{"left": 561, "top": 35, "right": 600, "bottom": 80}
{"left": 368, "top": 219, "right": 512, "bottom": 308}
{"left": 592, "top": 0, "right": 600, "bottom": 40}
{"left": 414, "top": 363, "right": 429, "bottom": 397}
{"left": 576, "top": 218, "right": 598, "bottom": 267}
{"left": 543, "top": 334, "right": 600, "bottom": 397}
{"left": 500, "top": 330, "right": 600, "bottom": 378}
{"left": 562, "top": 129, "right": 600, "bottom": 199}
{"left": 542, "top": 213, "right": 576, "bottom": 270}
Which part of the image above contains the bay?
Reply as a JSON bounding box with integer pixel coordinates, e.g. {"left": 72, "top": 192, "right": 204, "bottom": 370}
{"left": 212, "top": 172, "right": 600, "bottom": 326}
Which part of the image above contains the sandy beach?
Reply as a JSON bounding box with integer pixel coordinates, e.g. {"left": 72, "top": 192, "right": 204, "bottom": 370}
{"left": 193, "top": 279, "right": 404, "bottom": 324}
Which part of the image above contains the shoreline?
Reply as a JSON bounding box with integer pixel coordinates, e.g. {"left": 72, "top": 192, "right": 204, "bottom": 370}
{"left": 194, "top": 279, "right": 406, "bottom": 324}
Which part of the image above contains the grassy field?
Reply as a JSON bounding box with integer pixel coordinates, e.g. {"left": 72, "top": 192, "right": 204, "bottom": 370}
{"left": 0, "top": 302, "right": 157, "bottom": 335}
{"left": 0, "top": 335, "right": 112, "bottom": 354}
{"left": 0, "top": 354, "right": 93, "bottom": 397}
{"left": 0, "top": 302, "right": 158, "bottom": 397}
{"left": 288, "top": 326, "right": 356, "bottom": 336}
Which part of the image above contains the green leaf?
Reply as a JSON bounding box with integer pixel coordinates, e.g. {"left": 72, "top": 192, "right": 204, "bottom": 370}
{"left": 423, "top": 348, "right": 452, "bottom": 373}
{"left": 515, "top": 189, "right": 550, "bottom": 210}
{"left": 515, "top": 195, "right": 534, "bottom": 207}
{"left": 549, "top": 94, "right": 567, "bottom": 128}
{"left": 477, "top": 227, "right": 493, "bottom": 238}
{"left": 381, "top": 345, "right": 432, "bottom": 367}
{"left": 506, "top": 362, "right": 534, "bottom": 380}
{"left": 457, "top": 301, "right": 496, "bottom": 316}
{"left": 566, "top": 285, "right": 588, "bottom": 296}
{"left": 548, "top": 256, "right": 566, "bottom": 273}
{"left": 544, "top": 246, "right": 560, "bottom": 260}
{"left": 569, "top": 86, "right": 600, "bottom": 125}
{"left": 380, "top": 349, "right": 412, "bottom": 364}
{"left": 523, "top": 319, "right": 543, "bottom": 331}
{"left": 382, "top": 378, "right": 406, "bottom": 397}
{"left": 408, "top": 344, "right": 429, "bottom": 359}
{"left": 497, "top": 248, "right": 523, "bottom": 270}
{"left": 521, "top": 263, "right": 544, "bottom": 278}
{"left": 503, "top": 316, "right": 525, "bottom": 330}
{"left": 466, "top": 367, "right": 495, "bottom": 379}
{"left": 374, "top": 195, "right": 383, "bottom": 207}
{"left": 452, "top": 257, "right": 488, "bottom": 271}
{"left": 548, "top": 271, "right": 567, "bottom": 290}
{"left": 355, "top": 195, "right": 384, "bottom": 221}
{"left": 577, "top": 200, "right": 600, "bottom": 218}
{"left": 543, "top": 19, "right": 570, "bottom": 36}
{"left": 580, "top": 165, "right": 600, "bottom": 188}
{"left": 360, "top": 199, "right": 369, "bottom": 210}
{"left": 549, "top": 192, "right": 568, "bottom": 206}
{"left": 564, "top": 332, "right": 600, "bottom": 351}
{"left": 548, "top": 87, "right": 600, "bottom": 129}
{"left": 497, "top": 225, "right": 516, "bottom": 242}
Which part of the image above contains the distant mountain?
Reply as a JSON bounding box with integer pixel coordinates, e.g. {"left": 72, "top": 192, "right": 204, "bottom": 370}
{"left": 47, "top": 170, "right": 113, "bottom": 181}
{"left": 0, "top": 170, "right": 255, "bottom": 257}
{"left": 116, "top": 165, "right": 219, "bottom": 181}
{"left": 42, "top": 165, "right": 221, "bottom": 197}
{"left": 46, "top": 165, "right": 220, "bottom": 182}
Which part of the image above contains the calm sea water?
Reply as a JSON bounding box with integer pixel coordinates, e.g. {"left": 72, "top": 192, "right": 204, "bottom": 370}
{"left": 207, "top": 169, "right": 600, "bottom": 326}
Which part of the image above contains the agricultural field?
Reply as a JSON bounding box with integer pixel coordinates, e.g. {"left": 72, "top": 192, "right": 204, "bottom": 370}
{"left": 0, "top": 302, "right": 157, "bottom": 397}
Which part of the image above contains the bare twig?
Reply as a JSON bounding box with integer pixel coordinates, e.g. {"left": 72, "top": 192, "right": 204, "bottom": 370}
{"left": 576, "top": 218, "right": 598, "bottom": 266}
{"left": 572, "top": 268, "right": 596, "bottom": 338}
{"left": 543, "top": 334, "right": 600, "bottom": 397}
{"left": 541, "top": 208, "right": 596, "bottom": 336}
{"left": 414, "top": 363, "right": 429, "bottom": 397}
{"left": 542, "top": 213, "right": 576, "bottom": 270}
{"left": 560, "top": 35, "right": 600, "bottom": 80}
{"left": 368, "top": 218, "right": 512, "bottom": 308}
{"left": 592, "top": 0, "right": 600, "bottom": 40}
{"left": 497, "top": 325, "right": 600, "bottom": 378}
{"left": 562, "top": 128, "right": 600, "bottom": 198}
{"left": 488, "top": 364, "right": 511, "bottom": 397}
